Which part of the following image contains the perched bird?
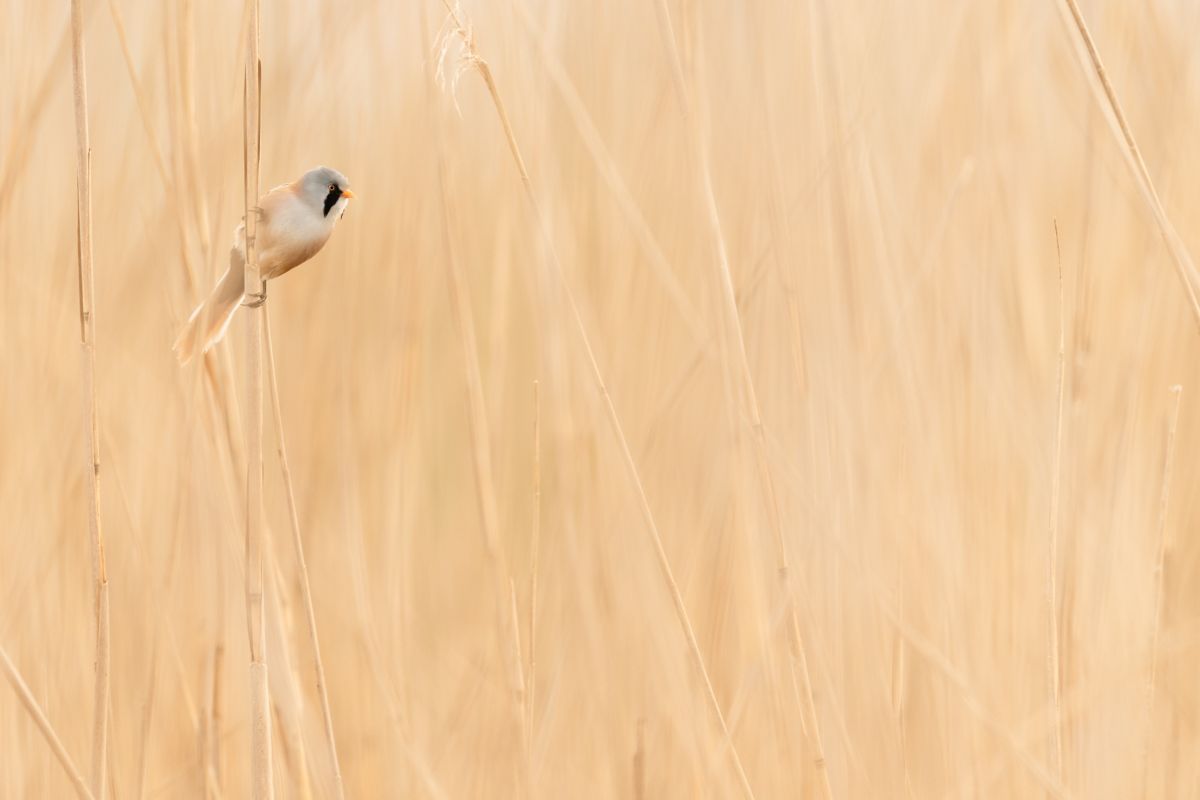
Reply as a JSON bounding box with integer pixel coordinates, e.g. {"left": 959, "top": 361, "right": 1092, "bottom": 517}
{"left": 173, "top": 165, "right": 354, "bottom": 363}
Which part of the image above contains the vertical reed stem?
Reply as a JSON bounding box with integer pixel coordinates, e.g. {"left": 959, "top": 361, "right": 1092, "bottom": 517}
{"left": 528, "top": 379, "right": 540, "bottom": 745}
{"left": 68, "top": 2, "right": 110, "bottom": 796}
{"left": 1047, "top": 222, "right": 1066, "bottom": 785}
{"left": 1142, "top": 385, "right": 1182, "bottom": 795}
{"left": 242, "top": 1, "right": 272, "bottom": 796}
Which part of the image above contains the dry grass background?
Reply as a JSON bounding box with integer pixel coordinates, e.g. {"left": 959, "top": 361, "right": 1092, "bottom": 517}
{"left": 4, "top": 0, "right": 1200, "bottom": 797}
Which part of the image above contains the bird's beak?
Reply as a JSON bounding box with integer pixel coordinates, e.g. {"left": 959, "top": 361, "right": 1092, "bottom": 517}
{"left": 341, "top": 189, "right": 355, "bottom": 200}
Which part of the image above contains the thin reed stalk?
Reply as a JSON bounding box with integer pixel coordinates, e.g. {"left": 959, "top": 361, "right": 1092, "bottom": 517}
{"left": 660, "top": 6, "right": 831, "bottom": 794}
{"left": 1047, "top": 222, "right": 1066, "bottom": 783}
{"left": 1, "top": 645, "right": 94, "bottom": 800}
{"left": 528, "top": 380, "right": 541, "bottom": 747}
{"left": 263, "top": 306, "right": 345, "bottom": 799}
{"left": 437, "top": 5, "right": 755, "bottom": 797}
{"left": 1057, "top": 0, "right": 1200, "bottom": 331}
{"left": 69, "top": 1, "right": 110, "bottom": 796}
{"left": 512, "top": 1, "right": 707, "bottom": 346}
{"left": 1141, "top": 385, "right": 1182, "bottom": 795}
{"left": 422, "top": 8, "right": 531, "bottom": 792}
{"left": 241, "top": 0, "right": 272, "bottom": 796}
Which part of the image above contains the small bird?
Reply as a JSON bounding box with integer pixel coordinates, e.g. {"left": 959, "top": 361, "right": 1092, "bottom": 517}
{"left": 174, "top": 165, "right": 354, "bottom": 363}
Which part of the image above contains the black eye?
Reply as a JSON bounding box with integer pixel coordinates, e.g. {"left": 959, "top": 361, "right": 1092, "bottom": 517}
{"left": 323, "top": 183, "right": 341, "bottom": 217}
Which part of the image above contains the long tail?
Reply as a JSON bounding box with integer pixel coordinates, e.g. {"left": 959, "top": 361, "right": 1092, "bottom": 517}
{"left": 173, "top": 262, "right": 245, "bottom": 364}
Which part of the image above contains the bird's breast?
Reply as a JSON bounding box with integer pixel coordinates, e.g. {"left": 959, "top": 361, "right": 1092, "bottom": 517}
{"left": 258, "top": 198, "right": 334, "bottom": 279}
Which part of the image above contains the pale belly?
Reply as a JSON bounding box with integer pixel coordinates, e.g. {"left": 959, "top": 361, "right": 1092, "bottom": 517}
{"left": 253, "top": 204, "right": 334, "bottom": 280}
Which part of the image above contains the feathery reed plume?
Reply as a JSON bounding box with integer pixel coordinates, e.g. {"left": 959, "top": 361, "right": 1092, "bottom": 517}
{"left": 436, "top": 4, "right": 756, "bottom": 797}
{"left": 68, "top": 1, "right": 110, "bottom": 796}
{"left": 241, "top": 0, "right": 272, "bottom": 795}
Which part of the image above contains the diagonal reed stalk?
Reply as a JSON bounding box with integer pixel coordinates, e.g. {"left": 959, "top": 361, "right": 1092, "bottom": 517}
{"left": 241, "top": 0, "right": 273, "bottom": 796}
{"left": 263, "top": 306, "right": 346, "bottom": 799}
{"left": 1, "top": 644, "right": 94, "bottom": 799}
{"left": 437, "top": 4, "right": 755, "bottom": 797}
{"left": 511, "top": 1, "right": 707, "bottom": 347}
{"left": 1056, "top": 0, "right": 1200, "bottom": 332}
{"left": 68, "top": 2, "right": 110, "bottom": 797}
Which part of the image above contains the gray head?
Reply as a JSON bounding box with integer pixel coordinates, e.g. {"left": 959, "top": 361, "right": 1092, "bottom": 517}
{"left": 297, "top": 166, "right": 354, "bottom": 220}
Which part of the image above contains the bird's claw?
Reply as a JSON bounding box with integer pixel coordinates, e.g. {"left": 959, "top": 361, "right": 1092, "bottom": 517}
{"left": 242, "top": 290, "right": 267, "bottom": 308}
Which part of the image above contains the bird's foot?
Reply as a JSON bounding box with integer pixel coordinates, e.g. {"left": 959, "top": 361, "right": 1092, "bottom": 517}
{"left": 242, "top": 290, "right": 267, "bottom": 308}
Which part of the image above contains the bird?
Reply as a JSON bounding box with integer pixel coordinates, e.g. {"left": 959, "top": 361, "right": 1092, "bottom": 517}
{"left": 173, "top": 165, "right": 355, "bottom": 363}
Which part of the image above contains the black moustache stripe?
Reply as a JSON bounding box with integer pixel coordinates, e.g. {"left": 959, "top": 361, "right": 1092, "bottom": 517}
{"left": 323, "top": 184, "right": 341, "bottom": 217}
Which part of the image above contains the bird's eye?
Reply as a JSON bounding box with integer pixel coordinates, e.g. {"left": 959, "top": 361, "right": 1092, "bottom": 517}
{"left": 323, "top": 183, "right": 342, "bottom": 217}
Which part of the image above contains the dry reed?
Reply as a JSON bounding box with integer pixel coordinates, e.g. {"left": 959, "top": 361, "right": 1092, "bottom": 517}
{"left": 240, "top": 0, "right": 272, "bottom": 796}
{"left": 1057, "top": 0, "right": 1200, "bottom": 329}
{"left": 7, "top": 2, "right": 1200, "bottom": 797}
{"left": 263, "top": 306, "right": 345, "bottom": 799}
{"left": 0, "top": 645, "right": 93, "bottom": 800}
{"left": 1142, "top": 384, "right": 1182, "bottom": 795}
{"left": 1046, "top": 221, "right": 1066, "bottom": 781}
{"left": 68, "top": 1, "right": 110, "bottom": 796}
{"left": 437, "top": 3, "right": 756, "bottom": 796}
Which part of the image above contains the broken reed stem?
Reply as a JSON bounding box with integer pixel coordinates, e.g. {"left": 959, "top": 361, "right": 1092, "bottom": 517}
{"left": 242, "top": 1, "right": 272, "bottom": 796}
{"left": 1, "top": 646, "right": 95, "bottom": 799}
{"left": 1142, "top": 385, "right": 1182, "bottom": 794}
{"left": 263, "top": 307, "right": 345, "bottom": 799}
{"left": 1057, "top": 0, "right": 1200, "bottom": 332}
{"left": 1047, "top": 221, "right": 1066, "bottom": 783}
{"left": 68, "top": 1, "right": 110, "bottom": 796}
{"left": 437, "top": 5, "right": 754, "bottom": 798}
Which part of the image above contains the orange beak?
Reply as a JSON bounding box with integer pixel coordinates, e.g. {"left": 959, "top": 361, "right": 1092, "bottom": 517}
{"left": 340, "top": 189, "right": 355, "bottom": 200}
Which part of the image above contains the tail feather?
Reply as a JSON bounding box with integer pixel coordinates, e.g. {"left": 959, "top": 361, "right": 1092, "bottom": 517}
{"left": 173, "top": 262, "right": 245, "bottom": 364}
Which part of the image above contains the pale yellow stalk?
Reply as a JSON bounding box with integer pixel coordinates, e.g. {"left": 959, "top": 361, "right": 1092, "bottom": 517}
{"left": 241, "top": 0, "right": 272, "bottom": 795}
{"left": 69, "top": 1, "right": 110, "bottom": 796}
